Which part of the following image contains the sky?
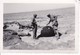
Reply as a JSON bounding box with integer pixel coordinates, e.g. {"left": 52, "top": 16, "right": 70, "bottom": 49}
{"left": 4, "top": 3, "right": 74, "bottom": 14}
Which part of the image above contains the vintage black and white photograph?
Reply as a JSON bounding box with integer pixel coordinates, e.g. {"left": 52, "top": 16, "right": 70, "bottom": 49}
{"left": 3, "top": 3, "right": 75, "bottom": 50}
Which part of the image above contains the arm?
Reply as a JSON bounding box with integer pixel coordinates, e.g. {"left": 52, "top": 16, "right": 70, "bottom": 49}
{"left": 47, "top": 20, "right": 51, "bottom": 25}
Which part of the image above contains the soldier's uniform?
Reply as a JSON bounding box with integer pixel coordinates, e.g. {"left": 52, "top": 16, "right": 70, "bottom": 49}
{"left": 47, "top": 15, "right": 60, "bottom": 40}
{"left": 32, "top": 14, "right": 37, "bottom": 39}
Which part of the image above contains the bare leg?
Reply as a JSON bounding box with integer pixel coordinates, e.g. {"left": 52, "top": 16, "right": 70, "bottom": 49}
{"left": 56, "top": 30, "right": 60, "bottom": 40}
{"left": 54, "top": 27, "right": 60, "bottom": 40}
{"left": 33, "top": 28, "right": 36, "bottom": 39}
{"left": 33, "top": 25, "right": 37, "bottom": 39}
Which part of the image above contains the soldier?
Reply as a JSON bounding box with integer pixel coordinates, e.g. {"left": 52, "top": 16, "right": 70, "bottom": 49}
{"left": 32, "top": 14, "right": 37, "bottom": 39}
{"left": 47, "top": 14, "right": 60, "bottom": 40}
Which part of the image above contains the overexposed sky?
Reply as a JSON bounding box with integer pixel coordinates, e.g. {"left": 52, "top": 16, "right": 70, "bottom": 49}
{"left": 4, "top": 3, "right": 74, "bottom": 13}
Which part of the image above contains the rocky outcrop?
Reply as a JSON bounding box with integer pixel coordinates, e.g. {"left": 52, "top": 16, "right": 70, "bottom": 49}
{"left": 3, "top": 29, "right": 21, "bottom": 47}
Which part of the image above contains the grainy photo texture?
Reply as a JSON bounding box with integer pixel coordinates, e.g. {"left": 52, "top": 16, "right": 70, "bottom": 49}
{"left": 3, "top": 3, "right": 75, "bottom": 50}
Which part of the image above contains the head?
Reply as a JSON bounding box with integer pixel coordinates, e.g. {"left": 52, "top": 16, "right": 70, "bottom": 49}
{"left": 33, "top": 14, "right": 37, "bottom": 18}
{"left": 53, "top": 15, "right": 58, "bottom": 21}
{"left": 47, "top": 14, "right": 51, "bottom": 18}
{"left": 47, "top": 14, "right": 59, "bottom": 21}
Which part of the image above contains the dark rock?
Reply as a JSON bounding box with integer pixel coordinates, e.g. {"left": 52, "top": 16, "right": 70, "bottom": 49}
{"left": 3, "top": 25, "right": 9, "bottom": 29}
{"left": 37, "top": 26, "right": 55, "bottom": 39}
{"left": 37, "top": 26, "right": 62, "bottom": 39}
{"left": 12, "top": 32, "right": 18, "bottom": 35}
